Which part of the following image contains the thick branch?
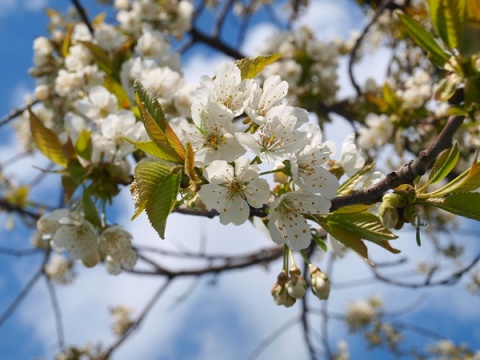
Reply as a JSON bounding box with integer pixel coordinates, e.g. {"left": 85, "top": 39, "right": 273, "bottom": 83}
{"left": 330, "top": 115, "right": 465, "bottom": 211}
{"left": 188, "top": 27, "right": 246, "bottom": 60}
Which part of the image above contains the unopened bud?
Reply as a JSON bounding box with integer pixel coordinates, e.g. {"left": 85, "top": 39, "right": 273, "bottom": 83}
{"left": 403, "top": 203, "right": 417, "bottom": 223}
{"left": 287, "top": 266, "right": 307, "bottom": 299}
{"left": 309, "top": 265, "right": 331, "bottom": 300}
{"left": 271, "top": 271, "right": 296, "bottom": 307}
{"left": 378, "top": 202, "right": 399, "bottom": 229}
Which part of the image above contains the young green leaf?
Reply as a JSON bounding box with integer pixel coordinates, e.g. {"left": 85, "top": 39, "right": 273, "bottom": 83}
{"left": 423, "top": 154, "right": 480, "bottom": 197}
{"left": 396, "top": 11, "right": 450, "bottom": 67}
{"left": 29, "top": 108, "right": 68, "bottom": 167}
{"left": 134, "top": 81, "right": 185, "bottom": 163}
{"left": 318, "top": 219, "right": 370, "bottom": 263}
{"left": 75, "top": 129, "right": 93, "bottom": 161}
{"left": 125, "top": 139, "right": 179, "bottom": 163}
{"left": 325, "top": 212, "right": 399, "bottom": 243}
{"left": 434, "top": 76, "right": 461, "bottom": 101}
{"left": 145, "top": 171, "right": 182, "bottom": 239}
{"left": 427, "top": 142, "right": 460, "bottom": 185}
{"left": 422, "top": 192, "right": 480, "bottom": 221}
{"left": 235, "top": 54, "right": 282, "bottom": 80}
{"left": 337, "top": 163, "right": 375, "bottom": 196}
{"left": 131, "top": 161, "right": 174, "bottom": 220}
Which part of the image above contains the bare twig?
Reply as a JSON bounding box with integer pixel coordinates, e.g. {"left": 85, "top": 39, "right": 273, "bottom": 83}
{"left": 70, "top": 0, "right": 94, "bottom": 35}
{"left": 188, "top": 27, "right": 246, "bottom": 59}
{"left": 0, "top": 100, "right": 39, "bottom": 127}
{"left": 99, "top": 279, "right": 173, "bottom": 359}
{"left": 348, "top": 0, "right": 393, "bottom": 97}
{"left": 44, "top": 276, "right": 66, "bottom": 351}
{"left": 0, "top": 250, "right": 49, "bottom": 326}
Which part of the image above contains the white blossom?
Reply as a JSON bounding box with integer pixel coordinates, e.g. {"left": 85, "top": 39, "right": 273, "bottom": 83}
{"left": 185, "top": 100, "right": 245, "bottom": 166}
{"left": 268, "top": 191, "right": 331, "bottom": 251}
{"left": 99, "top": 226, "right": 137, "bottom": 275}
{"left": 246, "top": 75, "right": 288, "bottom": 124}
{"left": 197, "top": 62, "right": 253, "bottom": 117}
{"left": 135, "top": 27, "right": 171, "bottom": 60}
{"left": 357, "top": 113, "right": 394, "bottom": 150}
{"left": 77, "top": 85, "right": 118, "bottom": 122}
{"left": 236, "top": 104, "right": 308, "bottom": 163}
{"left": 341, "top": 133, "right": 365, "bottom": 176}
{"left": 198, "top": 157, "right": 270, "bottom": 225}
{"left": 44, "top": 254, "right": 74, "bottom": 284}
{"left": 109, "top": 305, "right": 134, "bottom": 335}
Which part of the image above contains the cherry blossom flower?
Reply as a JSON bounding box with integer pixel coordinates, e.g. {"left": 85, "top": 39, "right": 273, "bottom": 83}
{"left": 186, "top": 100, "right": 245, "bottom": 166}
{"left": 77, "top": 85, "right": 118, "bottom": 122}
{"left": 236, "top": 104, "right": 308, "bottom": 163}
{"left": 99, "top": 226, "right": 137, "bottom": 275}
{"left": 341, "top": 133, "right": 365, "bottom": 176}
{"left": 268, "top": 191, "right": 331, "bottom": 251}
{"left": 291, "top": 138, "right": 339, "bottom": 198}
{"left": 198, "top": 157, "right": 270, "bottom": 225}
{"left": 197, "top": 62, "right": 253, "bottom": 117}
{"left": 246, "top": 75, "right": 288, "bottom": 124}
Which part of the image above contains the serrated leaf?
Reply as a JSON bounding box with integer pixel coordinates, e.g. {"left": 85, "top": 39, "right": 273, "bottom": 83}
{"left": 134, "top": 81, "right": 184, "bottom": 163}
{"left": 397, "top": 11, "right": 450, "bottom": 67}
{"left": 131, "top": 161, "right": 174, "bottom": 220}
{"left": 427, "top": 142, "right": 460, "bottom": 185}
{"left": 82, "top": 191, "right": 102, "bottom": 228}
{"left": 235, "top": 54, "right": 282, "bottom": 80}
{"left": 325, "top": 212, "right": 398, "bottom": 243}
{"left": 338, "top": 162, "right": 375, "bottom": 195}
{"left": 318, "top": 219, "right": 370, "bottom": 263}
{"left": 423, "top": 192, "right": 480, "bottom": 221}
{"left": 425, "top": 153, "right": 480, "bottom": 197}
{"left": 145, "top": 171, "right": 181, "bottom": 239}
{"left": 29, "top": 108, "right": 68, "bottom": 167}
{"left": 428, "top": 0, "right": 466, "bottom": 51}
{"left": 125, "top": 139, "right": 178, "bottom": 163}
{"left": 79, "top": 41, "right": 113, "bottom": 76}
{"left": 75, "top": 129, "right": 92, "bottom": 161}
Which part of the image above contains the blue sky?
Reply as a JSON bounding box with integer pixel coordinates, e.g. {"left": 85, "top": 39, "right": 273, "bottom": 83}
{"left": 1, "top": 1, "right": 480, "bottom": 359}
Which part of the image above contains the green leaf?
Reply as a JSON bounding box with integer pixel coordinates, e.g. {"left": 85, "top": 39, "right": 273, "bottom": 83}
{"left": 82, "top": 191, "right": 102, "bottom": 228}
{"left": 325, "top": 212, "right": 399, "bottom": 243}
{"left": 61, "top": 175, "right": 79, "bottom": 201}
{"left": 145, "top": 171, "right": 182, "bottom": 239}
{"left": 134, "top": 81, "right": 185, "bottom": 163}
{"left": 397, "top": 11, "right": 450, "bottom": 67}
{"left": 104, "top": 77, "right": 131, "bottom": 109}
{"left": 423, "top": 192, "right": 480, "bottom": 221}
{"left": 424, "top": 154, "right": 480, "bottom": 197}
{"left": 464, "top": 74, "right": 480, "bottom": 106}
{"left": 434, "top": 76, "right": 461, "bottom": 101}
{"left": 427, "top": 142, "right": 460, "bottom": 185}
{"left": 29, "top": 108, "right": 68, "bottom": 167}
{"left": 458, "top": 22, "right": 480, "bottom": 57}
{"left": 79, "top": 41, "right": 113, "bottom": 76}
{"left": 318, "top": 219, "right": 370, "bottom": 263}
{"left": 125, "top": 139, "right": 179, "bottom": 163}
{"left": 131, "top": 161, "right": 174, "bottom": 220}
{"left": 338, "top": 163, "right": 375, "bottom": 196}
{"left": 382, "top": 83, "right": 400, "bottom": 111}
{"left": 75, "top": 129, "right": 92, "bottom": 161}
{"left": 332, "top": 204, "right": 374, "bottom": 214}
{"left": 235, "top": 54, "right": 282, "bottom": 80}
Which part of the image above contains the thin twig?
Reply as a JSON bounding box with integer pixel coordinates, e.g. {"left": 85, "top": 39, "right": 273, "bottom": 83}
{"left": 70, "top": 0, "right": 94, "bottom": 35}
{"left": 348, "top": 0, "right": 393, "bottom": 97}
{"left": 44, "top": 276, "right": 66, "bottom": 351}
{"left": 99, "top": 279, "right": 173, "bottom": 359}
{"left": 0, "top": 250, "right": 49, "bottom": 326}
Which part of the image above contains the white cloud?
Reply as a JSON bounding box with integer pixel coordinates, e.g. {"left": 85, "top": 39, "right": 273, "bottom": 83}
{"left": 22, "top": 0, "right": 49, "bottom": 12}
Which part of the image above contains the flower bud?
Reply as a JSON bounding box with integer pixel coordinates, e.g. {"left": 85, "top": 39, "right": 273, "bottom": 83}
{"left": 309, "top": 265, "right": 331, "bottom": 300}
{"left": 378, "top": 202, "right": 399, "bottom": 229}
{"left": 271, "top": 271, "right": 297, "bottom": 307}
{"left": 287, "top": 266, "right": 307, "bottom": 299}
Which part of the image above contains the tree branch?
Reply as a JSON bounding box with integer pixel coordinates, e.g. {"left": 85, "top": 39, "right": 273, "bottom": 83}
{"left": 330, "top": 115, "right": 465, "bottom": 211}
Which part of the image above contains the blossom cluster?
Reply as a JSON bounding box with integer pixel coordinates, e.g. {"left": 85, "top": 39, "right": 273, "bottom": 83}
{"left": 180, "top": 62, "right": 344, "bottom": 251}
{"left": 37, "top": 209, "right": 136, "bottom": 275}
